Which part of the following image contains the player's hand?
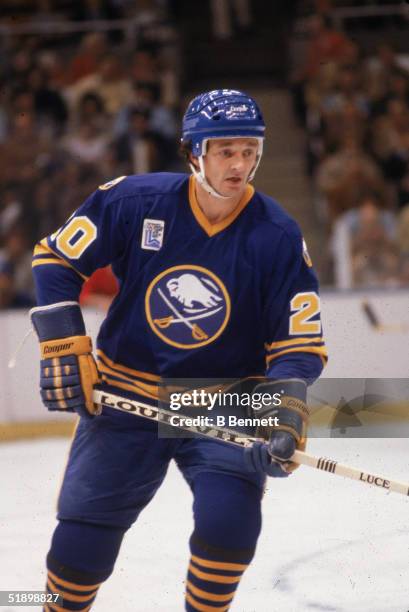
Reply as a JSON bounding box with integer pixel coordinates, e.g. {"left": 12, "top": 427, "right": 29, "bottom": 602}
{"left": 245, "top": 378, "right": 308, "bottom": 476}
{"left": 244, "top": 441, "right": 290, "bottom": 477}
{"left": 30, "top": 302, "right": 100, "bottom": 419}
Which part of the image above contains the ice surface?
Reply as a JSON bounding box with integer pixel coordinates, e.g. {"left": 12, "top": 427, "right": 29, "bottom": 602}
{"left": 1, "top": 437, "right": 408, "bottom": 611}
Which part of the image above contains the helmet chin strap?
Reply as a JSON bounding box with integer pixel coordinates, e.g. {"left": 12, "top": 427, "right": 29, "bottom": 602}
{"left": 189, "top": 158, "right": 230, "bottom": 200}
{"left": 189, "top": 138, "right": 264, "bottom": 200}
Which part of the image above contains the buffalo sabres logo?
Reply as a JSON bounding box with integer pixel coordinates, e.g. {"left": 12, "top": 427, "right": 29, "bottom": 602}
{"left": 145, "top": 265, "right": 231, "bottom": 349}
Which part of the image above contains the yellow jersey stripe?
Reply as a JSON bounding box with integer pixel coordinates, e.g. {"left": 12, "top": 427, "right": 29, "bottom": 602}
{"left": 36, "top": 238, "right": 89, "bottom": 281}
{"left": 100, "top": 375, "right": 158, "bottom": 400}
{"left": 47, "top": 577, "right": 98, "bottom": 603}
{"left": 188, "top": 563, "right": 242, "bottom": 584}
{"left": 265, "top": 336, "right": 324, "bottom": 351}
{"left": 32, "top": 258, "right": 73, "bottom": 269}
{"left": 191, "top": 554, "right": 248, "bottom": 572}
{"left": 97, "top": 349, "right": 160, "bottom": 382}
{"left": 47, "top": 569, "right": 102, "bottom": 592}
{"left": 266, "top": 345, "right": 328, "bottom": 364}
{"left": 33, "top": 242, "right": 52, "bottom": 256}
{"left": 186, "top": 580, "right": 235, "bottom": 603}
{"left": 97, "top": 362, "right": 158, "bottom": 396}
{"left": 185, "top": 591, "right": 231, "bottom": 611}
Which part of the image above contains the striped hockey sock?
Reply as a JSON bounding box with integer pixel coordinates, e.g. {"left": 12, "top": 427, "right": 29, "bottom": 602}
{"left": 185, "top": 537, "right": 253, "bottom": 611}
{"left": 43, "top": 555, "right": 109, "bottom": 611}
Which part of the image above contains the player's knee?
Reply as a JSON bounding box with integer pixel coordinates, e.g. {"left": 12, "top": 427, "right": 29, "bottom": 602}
{"left": 192, "top": 473, "right": 263, "bottom": 551}
{"left": 45, "top": 520, "right": 126, "bottom": 609}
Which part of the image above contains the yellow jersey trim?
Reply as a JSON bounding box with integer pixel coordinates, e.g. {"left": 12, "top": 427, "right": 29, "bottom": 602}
{"left": 266, "top": 345, "right": 328, "bottom": 364}
{"left": 32, "top": 238, "right": 89, "bottom": 281}
{"left": 188, "top": 176, "right": 254, "bottom": 237}
{"left": 100, "top": 375, "right": 158, "bottom": 400}
{"left": 32, "top": 258, "right": 73, "bottom": 270}
{"left": 97, "top": 362, "right": 159, "bottom": 397}
{"left": 96, "top": 349, "right": 160, "bottom": 382}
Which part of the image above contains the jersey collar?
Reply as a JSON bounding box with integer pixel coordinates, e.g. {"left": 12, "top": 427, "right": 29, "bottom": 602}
{"left": 188, "top": 176, "right": 254, "bottom": 237}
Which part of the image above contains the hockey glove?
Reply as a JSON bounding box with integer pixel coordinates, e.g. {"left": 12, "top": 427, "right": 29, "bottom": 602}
{"left": 30, "top": 302, "right": 100, "bottom": 419}
{"left": 244, "top": 379, "right": 308, "bottom": 477}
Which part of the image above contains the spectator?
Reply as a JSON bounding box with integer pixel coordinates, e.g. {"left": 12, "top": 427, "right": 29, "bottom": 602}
{"left": 0, "top": 184, "right": 23, "bottom": 240}
{"left": 114, "top": 105, "right": 175, "bottom": 174}
{"left": 0, "top": 111, "right": 54, "bottom": 187}
{"left": 131, "top": 49, "right": 159, "bottom": 87}
{"left": 316, "top": 133, "right": 384, "bottom": 222}
{"left": 61, "top": 119, "right": 109, "bottom": 164}
{"left": 0, "top": 4, "right": 180, "bottom": 262}
{"left": 66, "top": 53, "right": 133, "bottom": 116}
{"left": 30, "top": 178, "right": 60, "bottom": 243}
{"left": 369, "top": 68, "right": 409, "bottom": 119}
{"left": 364, "top": 43, "right": 400, "bottom": 105}
{"left": 28, "top": 67, "right": 68, "bottom": 135}
{"left": 321, "top": 66, "right": 369, "bottom": 124}
{"left": 397, "top": 204, "right": 409, "bottom": 256}
{"left": 0, "top": 226, "right": 35, "bottom": 308}
{"left": 331, "top": 192, "right": 397, "bottom": 288}
{"left": 350, "top": 202, "right": 400, "bottom": 288}
{"left": 73, "top": 91, "right": 109, "bottom": 132}
{"left": 65, "top": 32, "right": 108, "bottom": 85}
{"left": 291, "top": 13, "right": 352, "bottom": 125}
{"left": 114, "top": 80, "right": 177, "bottom": 139}
{"left": 372, "top": 99, "right": 409, "bottom": 208}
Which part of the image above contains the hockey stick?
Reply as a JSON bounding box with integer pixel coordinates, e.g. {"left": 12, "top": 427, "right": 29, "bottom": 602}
{"left": 362, "top": 300, "right": 409, "bottom": 333}
{"left": 93, "top": 389, "right": 409, "bottom": 497}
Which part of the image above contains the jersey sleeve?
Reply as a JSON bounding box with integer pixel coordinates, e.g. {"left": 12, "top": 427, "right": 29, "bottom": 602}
{"left": 32, "top": 176, "right": 132, "bottom": 306}
{"left": 264, "top": 228, "right": 328, "bottom": 383}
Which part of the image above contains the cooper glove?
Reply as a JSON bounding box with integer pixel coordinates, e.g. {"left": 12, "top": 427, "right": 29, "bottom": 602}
{"left": 244, "top": 379, "right": 308, "bottom": 477}
{"left": 30, "top": 301, "right": 100, "bottom": 418}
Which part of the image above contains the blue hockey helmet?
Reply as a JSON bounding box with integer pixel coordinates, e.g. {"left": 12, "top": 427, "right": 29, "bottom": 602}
{"left": 182, "top": 89, "right": 265, "bottom": 157}
{"left": 181, "top": 89, "right": 265, "bottom": 197}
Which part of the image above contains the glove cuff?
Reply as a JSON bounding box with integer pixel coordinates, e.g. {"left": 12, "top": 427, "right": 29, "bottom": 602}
{"left": 30, "top": 302, "right": 86, "bottom": 341}
{"left": 40, "top": 335, "right": 93, "bottom": 359}
{"left": 253, "top": 378, "right": 308, "bottom": 441}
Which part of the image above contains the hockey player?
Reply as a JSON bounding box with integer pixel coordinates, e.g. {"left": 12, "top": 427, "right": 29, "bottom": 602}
{"left": 30, "top": 89, "right": 327, "bottom": 611}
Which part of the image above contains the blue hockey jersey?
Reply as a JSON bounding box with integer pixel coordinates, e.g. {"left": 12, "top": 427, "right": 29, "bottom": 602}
{"left": 32, "top": 173, "right": 327, "bottom": 403}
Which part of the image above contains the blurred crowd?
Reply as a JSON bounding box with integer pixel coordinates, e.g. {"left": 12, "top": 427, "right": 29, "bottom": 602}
{"left": 291, "top": 11, "right": 409, "bottom": 288}
{"left": 2, "top": 2, "right": 409, "bottom": 310}
{"left": 0, "top": 2, "right": 182, "bottom": 308}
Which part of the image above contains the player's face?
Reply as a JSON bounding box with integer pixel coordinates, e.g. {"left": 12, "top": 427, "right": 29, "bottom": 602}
{"left": 203, "top": 138, "right": 259, "bottom": 197}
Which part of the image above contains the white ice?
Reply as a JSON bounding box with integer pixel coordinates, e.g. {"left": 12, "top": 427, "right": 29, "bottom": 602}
{"left": 1, "top": 437, "right": 408, "bottom": 612}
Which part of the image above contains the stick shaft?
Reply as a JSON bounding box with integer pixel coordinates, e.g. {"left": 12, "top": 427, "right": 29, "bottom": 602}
{"left": 292, "top": 450, "right": 409, "bottom": 496}
{"left": 93, "top": 389, "right": 409, "bottom": 497}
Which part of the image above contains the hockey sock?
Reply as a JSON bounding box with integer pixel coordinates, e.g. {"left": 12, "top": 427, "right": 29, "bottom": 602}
{"left": 185, "top": 473, "right": 262, "bottom": 611}
{"left": 185, "top": 536, "right": 253, "bottom": 611}
{"left": 43, "top": 520, "right": 125, "bottom": 610}
{"left": 44, "top": 561, "right": 105, "bottom": 611}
